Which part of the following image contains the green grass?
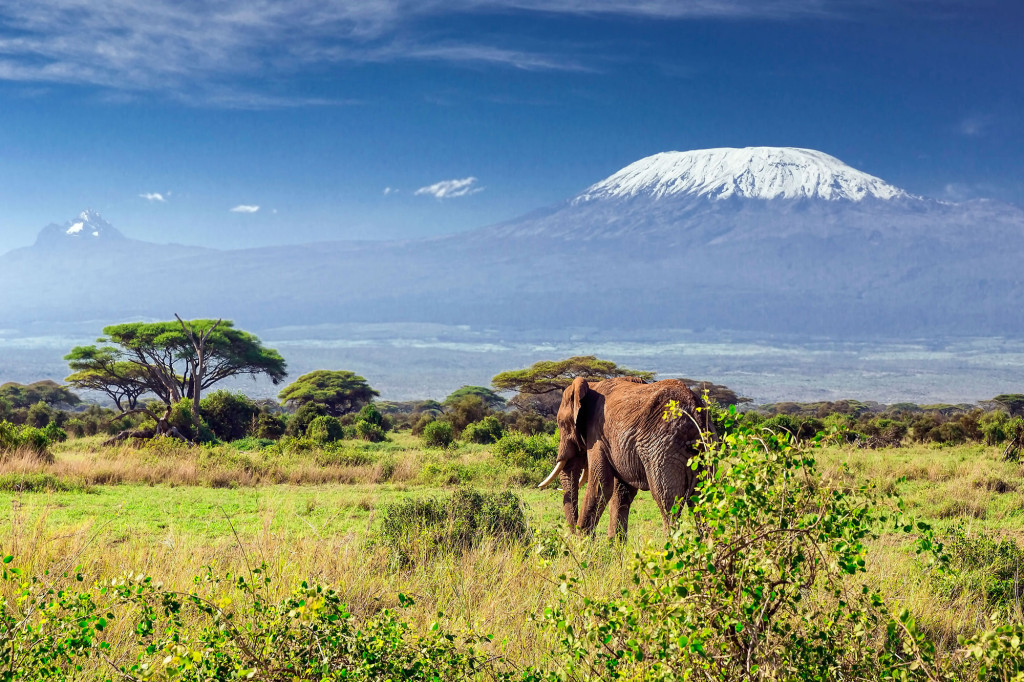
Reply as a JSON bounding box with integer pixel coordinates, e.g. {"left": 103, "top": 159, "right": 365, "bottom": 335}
{"left": 3, "top": 433, "right": 1024, "bottom": 674}
{"left": 0, "top": 481, "right": 666, "bottom": 543}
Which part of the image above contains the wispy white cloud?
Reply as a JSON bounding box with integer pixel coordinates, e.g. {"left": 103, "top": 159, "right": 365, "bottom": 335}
{"left": 414, "top": 177, "right": 482, "bottom": 199}
{"left": 959, "top": 114, "right": 993, "bottom": 137}
{"left": 941, "top": 181, "right": 1001, "bottom": 202}
{"left": 383, "top": 186, "right": 397, "bottom": 195}
{"left": 0, "top": 0, "right": 884, "bottom": 105}
{"left": 230, "top": 204, "right": 260, "bottom": 213}
{"left": 139, "top": 192, "right": 167, "bottom": 202}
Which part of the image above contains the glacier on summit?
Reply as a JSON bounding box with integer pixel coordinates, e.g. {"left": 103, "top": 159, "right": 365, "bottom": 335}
{"left": 572, "top": 147, "right": 911, "bottom": 203}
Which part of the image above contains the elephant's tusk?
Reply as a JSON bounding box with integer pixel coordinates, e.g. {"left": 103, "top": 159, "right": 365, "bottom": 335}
{"left": 538, "top": 460, "right": 565, "bottom": 489}
{"left": 579, "top": 468, "right": 588, "bottom": 487}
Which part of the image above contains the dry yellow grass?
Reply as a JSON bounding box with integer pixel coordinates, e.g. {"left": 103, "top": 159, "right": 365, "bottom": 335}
{"left": 2, "top": 436, "right": 1023, "bottom": 676}
{"left": 1, "top": 495, "right": 639, "bottom": 674}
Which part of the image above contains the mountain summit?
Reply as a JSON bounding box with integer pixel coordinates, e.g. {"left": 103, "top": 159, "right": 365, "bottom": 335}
{"left": 573, "top": 147, "right": 910, "bottom": 203}
{"left": 34, "top": 209, "right": 125, "bottom": 247}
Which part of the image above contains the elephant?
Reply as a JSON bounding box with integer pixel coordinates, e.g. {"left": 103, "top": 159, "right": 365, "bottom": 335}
{"left": 538, "top": 376, "right": 713, "bottom": 539}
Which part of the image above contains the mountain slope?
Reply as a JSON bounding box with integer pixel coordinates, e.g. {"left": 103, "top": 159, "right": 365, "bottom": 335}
{"left": 2, "top": 147, "right": 1023, "bottom": 338}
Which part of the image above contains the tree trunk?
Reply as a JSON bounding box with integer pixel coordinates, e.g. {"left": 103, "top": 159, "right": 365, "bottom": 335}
{"left": 176, "top": 315, "right": 222, "bottom": 422}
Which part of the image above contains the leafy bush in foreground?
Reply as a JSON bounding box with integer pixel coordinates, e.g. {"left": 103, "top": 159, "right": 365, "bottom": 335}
{"left": 532, "top": 405, "right": 954, "bottom": 680}
{"left": 0, "top": 559, "right": 498, "bottom": 681}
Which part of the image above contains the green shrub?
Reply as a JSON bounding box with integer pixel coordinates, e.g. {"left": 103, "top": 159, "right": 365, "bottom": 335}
{"left": 0, "top": 420, "right": 20, "bottom": 452}
{"left": 492, "top": 430, "right": 557, "bottom": 469}
{"left": 24, "top": 401, "right": 53, "bottom": 428}
{"left": 444, "top": 395, "right": 488, "bottom": 434}
{"left": 199, "top": 390, "right": 260, "bottom": 441}
{"left": 18, "top": 427, "right": 50, "bottom": 455}
{"left": 306, "top": 415, "right": 345, "bottom": 444}
{"left": 356, "top": 420, "right": 387, "bottom": 443}
{"left": 227, "top": 437, "right": 278, "bottom": 452}
{"left": 462, "top": 416, "right": 503, "bottom": 444}
{"left": 313, "top": 446, "right": 377, "bottom": 467}
{"left": 64, "top": 418, "right": 86, "bottom": 438}
{"left": 759, "top": 414, "right": 823, "bottom": 440}
{"left": 496, "top": 410, "right": 555, "bottom": 436}
{"left": 422, "top": 420, "right": 454, "bottom": 448}
{"left": 981, "top": 410, "right": 1010, "bottom": 445}
{"left": 285, "top": 402, "right": 328, "bottom": 437}
{"left": 41, "top": 421, "right": 67, "bottom": 444}
{"left": 411, "top": 412, "right": 435, "bottom": 436}
{"left": 356, "top": 403, "right": 391, "bottom": 432}
{"left": 251, "top": 411, "right": 286, "bottom": 440}
{"left": 0, "top": 421, "right": 52, "bottom": 456}
{"left": 0, "top": 559, "right": 498, "bottom": 681}
{"left": 376, "top": 488, "right": 529, "bottom": 567}
{"left": 935, "top": 526, "right": 1024, "bottom": 607}
{"left": 759, "top": 413, "right": 797, "bottom": 436}
{"left": 165, "top": 399, "right": 215, "bottom": 442}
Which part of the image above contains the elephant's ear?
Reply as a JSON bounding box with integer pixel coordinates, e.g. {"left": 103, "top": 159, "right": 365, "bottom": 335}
{"left": 570, "top": 377, "right": 589, "bottom": 439}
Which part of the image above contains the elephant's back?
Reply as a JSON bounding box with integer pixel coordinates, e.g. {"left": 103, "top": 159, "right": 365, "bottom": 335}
{"left": 599, "top": 378, "right": 709, "bottom": 436}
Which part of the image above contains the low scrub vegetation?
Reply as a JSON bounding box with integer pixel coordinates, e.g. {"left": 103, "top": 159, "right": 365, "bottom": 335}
{"left": 5, "top": 409, "right": 1024, "bottom": 678}
{"left": 375, "top": 487, "right": 530, "bottom": 567}
{"left": 6, "top": 350, "right": 1024, "bottom": 677}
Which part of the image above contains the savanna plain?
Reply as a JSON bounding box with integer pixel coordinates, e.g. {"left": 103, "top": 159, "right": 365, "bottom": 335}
{"left": 4, "top": 419, "right": 1024, "bottom": 679}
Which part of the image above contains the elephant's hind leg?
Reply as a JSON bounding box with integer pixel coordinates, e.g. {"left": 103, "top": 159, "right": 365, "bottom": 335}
{"left": 607, "top": 479, "right": 638, "bottom": 540}
{"left": 647, "top": 458, "right": 694, "bottom": 532}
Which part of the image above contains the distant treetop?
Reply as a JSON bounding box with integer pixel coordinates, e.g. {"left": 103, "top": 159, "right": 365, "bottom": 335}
{"left": 491, "top": 356, "right": 655, "bottom": 396}
{"left": 443, "top": 385, "right": 506, "bottom": 409}
{"left": 990, "top": 394, "right": 1024, "bottom": 417}
{"left": 0, "top": 380, "right": 80, "bottom": 410}
{"left": 278, "top": 370, "right": 379, "bottom": 416}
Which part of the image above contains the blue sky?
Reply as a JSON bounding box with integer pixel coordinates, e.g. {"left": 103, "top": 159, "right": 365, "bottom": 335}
{"left": 0, "top": 0, "right": 1020, "bottom": 252}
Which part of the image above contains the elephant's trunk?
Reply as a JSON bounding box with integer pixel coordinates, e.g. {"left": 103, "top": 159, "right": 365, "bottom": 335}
{"left": 537, "top": 460, "right": 565, "bottom": 488}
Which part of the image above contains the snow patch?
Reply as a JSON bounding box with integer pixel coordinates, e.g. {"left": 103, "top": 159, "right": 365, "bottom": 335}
{"left": 574, "top": 147, "right": 911, "bottom": 204}
{"left": 66, "top": 221, "right": 84, "bottom": 235}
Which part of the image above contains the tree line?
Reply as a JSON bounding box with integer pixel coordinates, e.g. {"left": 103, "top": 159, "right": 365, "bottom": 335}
{"left": 3, "top": 316, "right": 1023, "bottom": 455}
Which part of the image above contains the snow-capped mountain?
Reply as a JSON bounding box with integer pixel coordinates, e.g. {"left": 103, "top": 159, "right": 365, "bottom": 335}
{"left": 34, "top": 209, "right": 125, "bottom": 247}
{"left": 572, "top": 147, "right": 910, "bottom": 203}
{"left": 2, "top": 147, "right": 1024, "bottom": 339}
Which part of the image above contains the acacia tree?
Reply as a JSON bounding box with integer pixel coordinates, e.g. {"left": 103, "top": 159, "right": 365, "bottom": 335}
{"left": 989, "top": 394, "right": 1024, "bottom": 417}
{"left": 677, "top": 379, "right": 752, "bottom": 408}
{"left": 0, "top": 380, "right": 80, "bottom": 410}
{"left": 65, "top": 347, "right": 151, "bottom": 411}
{"left": 443, "top": 386, "right": 506, "bottom": 410}
{"left": 492, "top": 356, "right": 655, "bottom": 416}
{"left": 65, "top": 318, "right": 287, "bottom": 418}
{"left": 278, "top": 370, "right": 379, "bottom": 417}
